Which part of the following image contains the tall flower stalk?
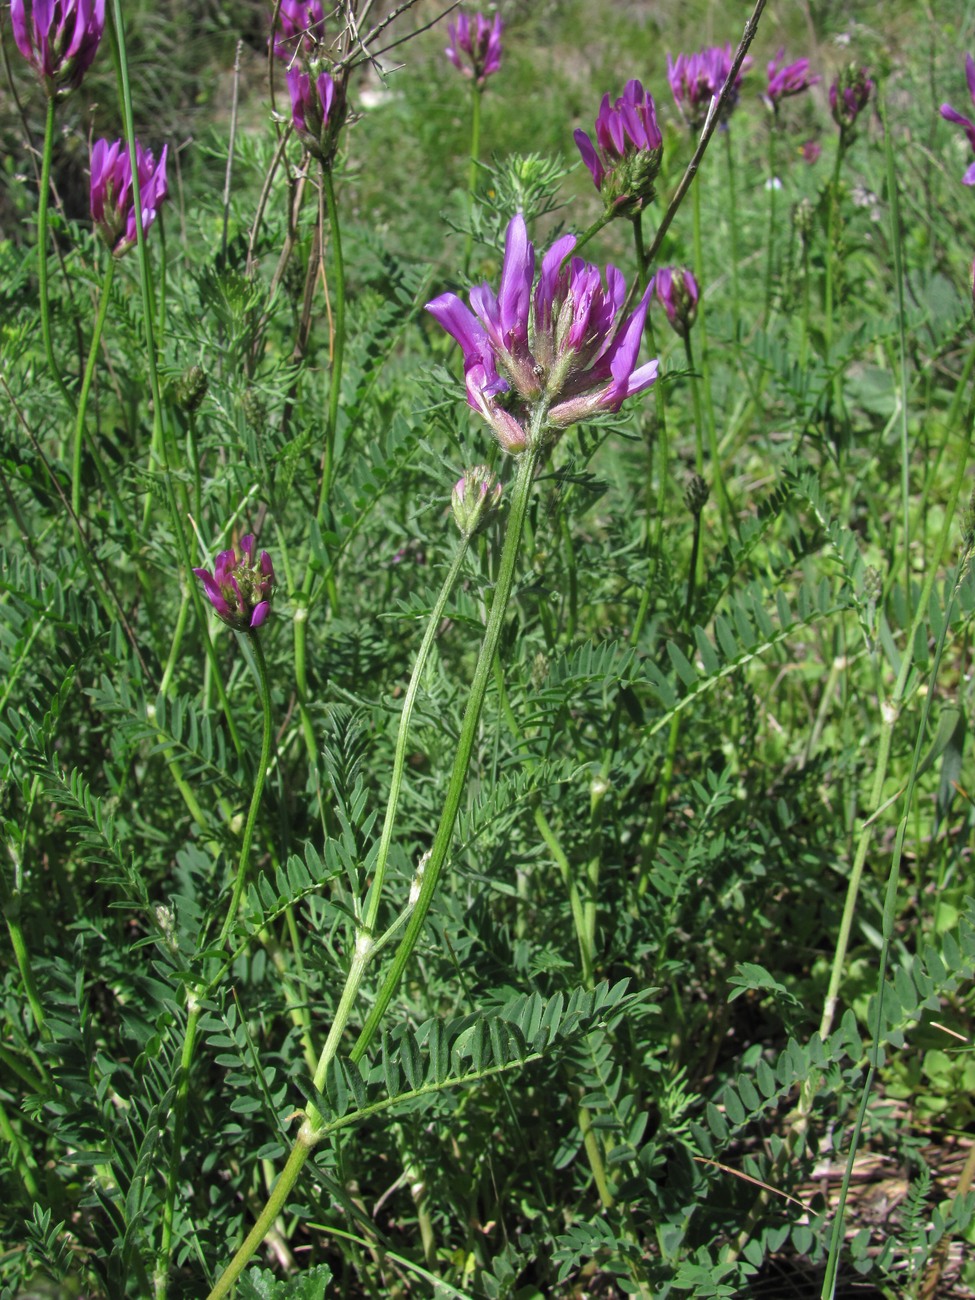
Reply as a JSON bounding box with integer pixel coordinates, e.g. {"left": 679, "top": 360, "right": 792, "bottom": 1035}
{"left": 445, "top": 13, "right": 504, "bottom": 275}
{"left": 206, "top": 213, "right": 658, "bottom": 1297}
{"left": 12, "top": 0, "right": 109, "bottom": 412}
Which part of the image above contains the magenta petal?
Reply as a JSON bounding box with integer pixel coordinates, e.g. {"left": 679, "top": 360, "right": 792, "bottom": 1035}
{"left": 250, "top": 601, "right": 270, "bottom": 629}
{"left": 964, "top": 160, "right": 975, "bottom": 185}
{"left": 497, "top": 215, "right": 533, "bottom": 348}
{"left": 574, "top": 129, "right": 604, "bottom": 189}
{"left": 426, "top": 292, "right": 489, "bottom": 366}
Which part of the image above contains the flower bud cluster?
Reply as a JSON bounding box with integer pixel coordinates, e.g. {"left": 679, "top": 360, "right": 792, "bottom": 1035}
{"left": 194, "top": 535, "right": 275, "bottom": 633}
{"left": 11, "top": 0, "right": 104, "bottom": 99}
{"left": 829, "top": 64, "right": 874, "bottom": 138}
{"left": 667, "top": 44, "right": 751, "bottom": 131}
{"left": 90, "top": 138, "right": 169, "bottom": 257}
{"left": 649, "top": 266, "right": 699, "bottom": 339}
{"left": 574, "top": 79, "right": 663, "bottom": 216}
{"left": 445, "top": 12, "right": 504, "bottom": 86}
{"left": 451, "top": 466, "right": 503, "bottom": 537}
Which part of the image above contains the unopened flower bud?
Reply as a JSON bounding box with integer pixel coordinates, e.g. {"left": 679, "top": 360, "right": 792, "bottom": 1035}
{"left": 793, "top": 197, "right": 815, "bottom": 244}
{"left": 451, "top": 465, "right": 503, "bottom": 537}
{"left": 863, "top": 565, "right": 883, "bottom": 604}
{"left": 241, "top": 388, "right": 268, "bottom": 430}
{"left": 650, "top": 266, "right": 699, "bottom": 338}
{"left": 684, "top": 473, "right": 709, "bottom": 516}
{"left": 174, "top": 364, "right": 208, "bottom": 413}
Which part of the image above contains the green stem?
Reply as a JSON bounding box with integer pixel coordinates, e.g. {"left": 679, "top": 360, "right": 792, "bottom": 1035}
{"left": 462, "top": 80, "right": 482, "bottom": 277}
{"left": 207, "top": 1130, "right": 316, "bottom": 1300}
{"left": 362, "top": 539, "right": 472, "bottom": 935}
{"left": 110, "top": 1, "right": 243, "bottom": 759}
{"left": 217, "top": 632, "right": 274, "bottom": 952}
{"left": 159, "top": 633, "right": 274, "bottom": 1297}
{"left": 880, "top": 89, "right": 911, "bottom": 611}
{"left": 351, "top": 436, "right": 543, "bottom": 1063}
{"left": 316, "top": 166, "right": 346, "bottom": 539}
{"left": 763, "top": 115, "right": 778, "bottom": 318}
{"left": 691, "top": 180, "right": 729, "bottom": 527}
{"left": 724, "top": 128, "right": 741, "bottom": 342}
{"left": 294, "top": 166, "right": 346, "bottom": 789}
{"left": 156, "top": 998, "right": 201, "bottom": 1300}
{"left": 72, "top": 256, "right": 115, "bottom": 516}
{"left": 684, "top": 332, "right": 705, "bottom": 479}
{"left": 37, "top": 96, "right": 75, "bottom": 413}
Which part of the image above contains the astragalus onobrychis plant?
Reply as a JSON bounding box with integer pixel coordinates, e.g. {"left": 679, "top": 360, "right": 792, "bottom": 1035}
{"left": 3, "top": 0, "right": 975, "bottom": 1296}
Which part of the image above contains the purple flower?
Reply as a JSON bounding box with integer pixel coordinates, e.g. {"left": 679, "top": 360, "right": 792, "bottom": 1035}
{"left": 667, "top": 43, "right": 751, "bottom": 131}
{"left": 829, "top": 64, "right": 873, "bottom": 137}
{"left": 194, "top": 535, "right": 274, "bottom": 632}
{"left": 800, "top": 139, "right": 822, "bottom": 164}
{"left": 10, "top": 0, "right": 105, "bottom": 98}
{"left": 90, "top": 138, "right": 169, "bottom": 257}
{"left": 764, "top": 48, "right": 820, "bottom": 110}
{"left": 287, "top": 64, "right": 341, "bottom": 160}
{"left": 649, "top": 266, "right": 699, "bottom": 338}
{"left": 574, "top": 79, "right": 663, "bottom": 215}
{"left": 940, "top": 53, "right": 975, "bottom": 184}
{"left": 271, "top": 0, "right": 327, "bottom": 60}
{"left": 445, "top": 12, "right": 503, "bottom": 86}
{"left": 426, "top": 214, "right": 658, "bottom": 452}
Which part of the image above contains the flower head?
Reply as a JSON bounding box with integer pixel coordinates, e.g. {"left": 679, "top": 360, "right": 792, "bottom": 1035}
{"left": 287, "top": 64, "right": 343, "bottom": 161}
{"left": 452, "top": 465, "right": 503, "bottom": 536}
{"left": 829, "top": 63, "right": 873, "bottom": 138}
{"left": 800, "top": 138, "right": 822, "bottom": 164}
{"left": 764, "top": 48, "right": 820, "bottom": 111}
{"left": 940, "top": 53, "right": 975, "bottom": 184}
{"left": 194, "top": 535, "right": 274, "bottom": 632}
{"left": 649, "top": 266, "right": 699, "bottom": 338}
{"left": 271, "top": 0, "right": 327, "bottom": 59}
{"left": 445, "top": 12, "right": 503, "bottom": 86}
{"left": 90, "top": 138, "right": 169, "bottom": 257}
{"left": 574, "top": 79, "right": 663, "bottom": 215}
{"left": 11, "top": 0, "right": 105, "bottom": 98}
{"left": 426, "top": 214, "right": 658, "bottom": 452}
{"left": 667, "top": 43, "right": 751, "bottom": 131}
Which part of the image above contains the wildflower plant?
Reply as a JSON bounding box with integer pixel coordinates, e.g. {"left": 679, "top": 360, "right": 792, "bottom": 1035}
{"left": 4, "top": 3, "right": 975, "bottom": 1299}
{"left": 667, "top": 42, "right": 751, "bottom": 131}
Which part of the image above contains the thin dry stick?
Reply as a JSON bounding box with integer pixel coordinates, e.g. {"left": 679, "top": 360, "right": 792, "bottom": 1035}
{"left": 339, "top": 0, "right": 457, "bottom": 70}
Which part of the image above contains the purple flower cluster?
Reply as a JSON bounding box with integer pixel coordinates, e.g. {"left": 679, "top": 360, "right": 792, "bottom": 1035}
{"left": 194, "top": 536, "right": 275, "bottom": 632}
{"left": 667, "top": 43, "right": 751, "bottom": 131}
{"left": 764, "top": 48, "right": 820, "bottom": 111}
{"left": 426, "top": 214, "right": 657, "bottom": 453}
{"left": 649, "top": 266, "right": 699, "bottom": 339}
{"left": 288, "top": 65, "right": 338, "bottom": 158}
{"left": 271, "top": 0, "right": 327, "bottom": 61}
{"left": 90, "top": 138, "right": 169, "bottom": 257}
{"left": 574, "top": 79, "right": 663, "bottom": 214}
{"left": 445, "top": 12, "right": 504, "bottom": 86}
{"left": 10, "top": 0, "right": 104, "bottom": 98}
{"left": 940, "top": 53, "right": 975, "bottom": 184}
{"left": 828, "top": 64, "right": 873, "bottom": 136}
